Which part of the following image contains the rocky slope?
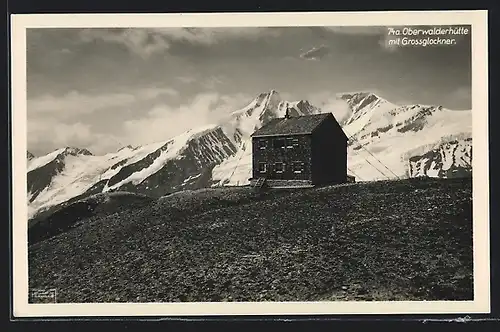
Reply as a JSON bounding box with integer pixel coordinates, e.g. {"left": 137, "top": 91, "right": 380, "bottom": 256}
{"left": 407, "top": 136, "right": 472, "bottom": 178}
{"left": 27, "top": 151, "right": 35, "bottom": 161}
{"left": 28, "top": 191, "right": 155, "bottom": 245}
{"left": 28, "top": 177, "right": 473, "bottom": 303}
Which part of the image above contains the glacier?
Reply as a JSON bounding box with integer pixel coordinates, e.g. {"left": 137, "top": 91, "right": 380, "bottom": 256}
{"left": 26, "top": 90, "right": 472, "bottom": 220}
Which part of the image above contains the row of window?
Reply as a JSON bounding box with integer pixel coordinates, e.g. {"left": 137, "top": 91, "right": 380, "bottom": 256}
{"left": 258, "top": 137, "right": 299, "bottom": 150}
{"left": 258, "top": 161, "right": 305, "bottom": 173}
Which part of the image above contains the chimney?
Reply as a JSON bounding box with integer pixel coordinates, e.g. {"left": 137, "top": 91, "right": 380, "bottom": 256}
{"left": 285, "top": 108, "right": 291, "bottom": 119}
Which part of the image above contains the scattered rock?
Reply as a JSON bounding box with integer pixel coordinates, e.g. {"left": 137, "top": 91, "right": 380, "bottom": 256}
{"left": 28, "top": 178, "right": 473, "bottom": 303}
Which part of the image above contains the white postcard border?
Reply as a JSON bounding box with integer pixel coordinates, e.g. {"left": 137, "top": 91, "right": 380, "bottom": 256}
{"left": 11, "top": 10, "right": 490, "bottom": 317}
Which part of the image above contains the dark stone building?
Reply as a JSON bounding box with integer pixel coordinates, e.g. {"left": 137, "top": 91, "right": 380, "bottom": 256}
{"left": 250, "top": 110, "right": 349, "bottom": 188}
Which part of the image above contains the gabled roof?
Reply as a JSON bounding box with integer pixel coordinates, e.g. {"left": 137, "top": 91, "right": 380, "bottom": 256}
{"left": 251, "top": 113, "right": 347, "bottom": 139}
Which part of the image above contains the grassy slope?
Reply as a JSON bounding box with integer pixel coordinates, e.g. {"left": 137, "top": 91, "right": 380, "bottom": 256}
{"left": 28, "top": 177, "right": 473, "bottom": 303}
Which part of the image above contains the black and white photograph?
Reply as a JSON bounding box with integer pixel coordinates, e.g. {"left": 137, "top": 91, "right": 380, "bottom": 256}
{"left": 11, "top": 11, "right": 490, "bottom": 316}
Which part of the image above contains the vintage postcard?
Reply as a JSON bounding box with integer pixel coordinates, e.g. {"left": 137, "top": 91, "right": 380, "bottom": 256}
{"left": 11, "top": 11, "right": 489, "bottom": 317}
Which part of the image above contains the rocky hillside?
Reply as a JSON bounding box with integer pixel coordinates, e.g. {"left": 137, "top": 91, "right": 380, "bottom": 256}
{"left": 26, "top": 90, "right": 472, "bottom": 220}
{"left": 28, "top": 177, "right": 473, "bottom": 303}
{"left": 28, "top": 191, "right": 155, "bottom": 245}
{"left": 407, "top": 136, "right": 472, "bottom": 178}
{"left": 27, "top": 151, "right": 35, "bottom": 161}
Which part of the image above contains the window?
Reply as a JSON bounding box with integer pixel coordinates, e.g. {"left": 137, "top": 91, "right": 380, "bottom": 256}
{"left": 293, "top": 161, "right": 304, "bottom": 173}
{"left": 274, "top": 162, "right": 285, "bottom": 173}
{"left": 286, "top": 137, "right": 294, "bottom": 148}
{"left": 258, "top": 162, "right": 267, "bottom": 173}
{"left": 258, "top": 139, "right": 268, "bottom": 150}
{"left": 274, "top": 138, "right": 285, "bottom": 149}
{"left": 292, "top": 138, "right": 299, "bottom": 147}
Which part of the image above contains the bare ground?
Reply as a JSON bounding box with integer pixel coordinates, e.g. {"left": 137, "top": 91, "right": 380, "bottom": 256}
{"left": 28, "top": 177, "right": 473, "bottom": 303}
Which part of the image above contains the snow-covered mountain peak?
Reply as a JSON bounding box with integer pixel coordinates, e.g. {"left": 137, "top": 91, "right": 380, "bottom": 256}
{"left": 230, "top": 90, "right": 279, "bottom": 118}
{"left": 258, "top": 90, "right": 282, "bottom": 113}
{"left": 116, "top": 145, "right": 137, "bottom": 153}
{"left": 337, "top": 91, "right": 385, "bottom": 103}
{"left": 223, "top": 90, "right": 323, "bottom": 146}
{"left": 292, "top": 99, "right": 317, "bottom": 112}
{"left": 28, "top": 147, "right": 67, "bottom": 172}
{"left": 63, "top": 147, "right": 93, "bottom": 157}
{"left": 231, "top": 90, "right": 318, "bottom": 121}
{"left": 28, "top": 146, "right": 92, "bottom": 167}
{"left": 253, "top": 90, "right": 281, "bottom": 108}
{"left": 27, "top": 90, "right": 472, "bottom": 220}
{"left": 257, "top": 89, "right": 280, "bottom": 99}
{"left": 335, "top": 91, "right": 399, "bottom": 136}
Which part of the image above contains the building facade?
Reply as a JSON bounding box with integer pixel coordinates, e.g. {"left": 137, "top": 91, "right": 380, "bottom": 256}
{"left": 250, "top": 111, "right": 349, "bottom": 187}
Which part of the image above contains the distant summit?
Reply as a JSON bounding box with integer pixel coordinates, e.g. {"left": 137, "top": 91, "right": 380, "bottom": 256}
{"left": 63, "top": 147, "right": 93, "bottom": 157}
{"left": 117, "top": 145, "right": 137, "bottom": 153}
{"left": 27, "top": 90, "right": 472, "bottom": 220}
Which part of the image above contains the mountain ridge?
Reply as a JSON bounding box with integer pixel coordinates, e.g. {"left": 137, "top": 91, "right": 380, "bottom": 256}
{"left": 27, "top": 90, "right": 472, "bottom": 220}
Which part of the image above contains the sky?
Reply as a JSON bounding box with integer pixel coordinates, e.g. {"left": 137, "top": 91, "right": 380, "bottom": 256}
{"left": 26, "top": 26, "right": 472, "bottom": 156}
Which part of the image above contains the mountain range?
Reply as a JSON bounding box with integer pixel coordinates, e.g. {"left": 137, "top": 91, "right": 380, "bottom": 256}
{"left": 26, "top": 90, "right": 472, "bottom": 220}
